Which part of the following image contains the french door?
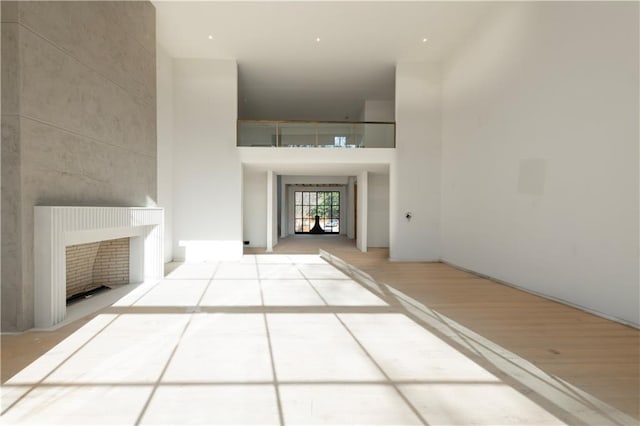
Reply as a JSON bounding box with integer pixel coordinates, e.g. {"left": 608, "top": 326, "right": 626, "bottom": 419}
{"left": 294, "top": 191, "right": 340, "bottom": 234}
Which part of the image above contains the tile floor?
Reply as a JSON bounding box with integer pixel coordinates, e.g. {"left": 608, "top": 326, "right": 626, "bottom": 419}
{"left": 0, "top": 254, "right": 634, "bottom": 425}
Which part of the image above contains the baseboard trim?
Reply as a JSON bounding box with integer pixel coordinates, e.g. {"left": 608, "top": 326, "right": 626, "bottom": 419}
{"left": 388, "top": 257, "right": 440, "bottom": 262}
{"left": 441, "top": 259, "right": 640, "bottom": 330}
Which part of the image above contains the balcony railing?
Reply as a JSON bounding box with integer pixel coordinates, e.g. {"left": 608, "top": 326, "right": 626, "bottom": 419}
{"left": 237, "top": 120, "right": 395, "bottom": 148}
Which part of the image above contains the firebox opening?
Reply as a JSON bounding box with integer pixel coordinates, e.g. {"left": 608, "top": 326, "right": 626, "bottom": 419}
{"left": 65, "top": 237, "right": 130, "bottom": 305}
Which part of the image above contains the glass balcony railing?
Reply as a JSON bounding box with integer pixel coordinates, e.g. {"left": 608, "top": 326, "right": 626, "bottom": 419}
{"left": 237, "top": 120, "right": 395, "bottom": 148}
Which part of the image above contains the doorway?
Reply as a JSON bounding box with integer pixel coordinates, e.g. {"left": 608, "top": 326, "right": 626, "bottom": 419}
{"left": 294, "top": 191, "right": 340, "bottom": 234}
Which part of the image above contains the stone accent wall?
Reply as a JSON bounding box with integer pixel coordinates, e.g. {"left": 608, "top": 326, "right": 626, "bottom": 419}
{"left": 1, "top": 1, "right": 156, "bottom": 331}
{"left": 65, "top": 238, "right": 129, "bottom": 298}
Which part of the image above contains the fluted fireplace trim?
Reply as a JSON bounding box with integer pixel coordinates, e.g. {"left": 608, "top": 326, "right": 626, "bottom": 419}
{"left": 34, "top": 206, "right": 164, "bottom": 328}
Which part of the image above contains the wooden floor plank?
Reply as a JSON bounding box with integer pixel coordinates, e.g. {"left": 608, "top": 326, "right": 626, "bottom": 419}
{"left": 281, "top": 236, "right": 640, "bottom": 420}
{"left": 2, "top": 235, "right": 637, "bottom": 421}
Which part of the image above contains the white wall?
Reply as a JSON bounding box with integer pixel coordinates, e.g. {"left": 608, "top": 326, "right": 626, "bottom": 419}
{"left": 238, "top": 146, "right": 394, "bottom": 168}
{"left": 390, "top": 62, "right": 442, "bottom": 261}
{"left": 363, "top": 100, "right": 394, "bottom": 122}
{"left": 266, "top": 170, "right": 278, "bottom": 251}
{"left": 280, "top": 176, "right": 287, "bottom": 238}
{"left": 368, "top": 173, "right": 390, "bottom": 247}
{"left": 156, "top": 45, "right": 173, "bottom": 262}
{"left": 172, "top": 59, "right": 242, "bottom": 261}
{"left": 281, "top": 176, "right": 349, "bottom": 186}
{"left": 441, "top": 2, "right": 639, "bottom": 326}
{"left": 347, "top": 177, "right": 356, "bottom": 239}
{"left": 242, "top": 168, "right": 267, "bottom": 248}
{"left": 356, "top": 172, "right": 368, "bottom": 251}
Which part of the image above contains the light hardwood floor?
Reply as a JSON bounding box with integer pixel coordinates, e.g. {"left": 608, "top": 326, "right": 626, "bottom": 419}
{"left": 248, "top": 235, "right": 640, "bottom": 419}
{"left": 3, "top": 235, "right": 638, "bottom": 421}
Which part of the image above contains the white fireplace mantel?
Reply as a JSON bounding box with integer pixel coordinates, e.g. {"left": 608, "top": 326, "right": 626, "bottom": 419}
{"left": 34, "top": 206, "right": 164, "bottom": 328}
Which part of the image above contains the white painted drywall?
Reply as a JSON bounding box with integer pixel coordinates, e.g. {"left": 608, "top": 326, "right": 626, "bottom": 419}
{"left": 347, "top": 177, "right": 355, "bottom": 239}
{"left": 238, "top": 146, "right": 394, "bottom": 168}
{"left": 156, "top": 45, "right": 173, "bottom": 262}
{"left": 280, "top": 177, "right": 287, "bottom": 238}
{"left": 242, "top": 168, "right": 267, "bottom": 248}
{"left": 441, "top": 2, "right": 639, "bottom": 326}
{"left": 281, "top": 176, "right": 349, "bottom": 186}
{"left": 266, "top": 170, "right": 278, "bottom": 251}
{"left": 172, "top": 59, "right": 242, "bottom": 261}
{"left": 368, "top": 173, "right": 390, "bottom": 247}
{"left": 390, "top": 62, "right": 442, "bottom": 261}
{"left": 356, "top": 172, "right": 368, "bottom": 252}
{"left": 363, "top": 100, "right": 394, "bottom": 122}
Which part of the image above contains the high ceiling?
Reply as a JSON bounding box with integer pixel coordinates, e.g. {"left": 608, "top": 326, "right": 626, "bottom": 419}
{"left": 155, "top": 1, "right": 495, "bottom": 121}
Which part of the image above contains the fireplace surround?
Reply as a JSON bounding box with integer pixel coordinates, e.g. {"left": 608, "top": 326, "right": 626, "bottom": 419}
{"left": 34, "top": 206, "right": 164, "bottom": 328}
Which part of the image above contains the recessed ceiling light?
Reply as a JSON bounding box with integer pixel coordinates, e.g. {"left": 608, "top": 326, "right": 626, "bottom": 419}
{"left": 208, "top": 35, "right": 214, "bottom": 40}
{"left": 422, "top": 37, "right": 428, "bottom": 43}
{"left": 316, "top": 37, "right": 321, "bottom": 42}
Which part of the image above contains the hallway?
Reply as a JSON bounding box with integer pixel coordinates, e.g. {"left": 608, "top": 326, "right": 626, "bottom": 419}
{"left": 244, "top": 235, "right": 359, "bottom": 255}
{"left": 1, "top": 253, "right": 637, "bottom": 425}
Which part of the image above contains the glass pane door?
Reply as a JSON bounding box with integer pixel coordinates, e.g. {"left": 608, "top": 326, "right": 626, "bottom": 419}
{"left": 294, "top": 191, "right": 340, "bottom": 234}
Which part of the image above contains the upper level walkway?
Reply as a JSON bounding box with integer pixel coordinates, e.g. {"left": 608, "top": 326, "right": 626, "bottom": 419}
{"left": 238, "top": 120, "right": 395, "bottom": 149}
